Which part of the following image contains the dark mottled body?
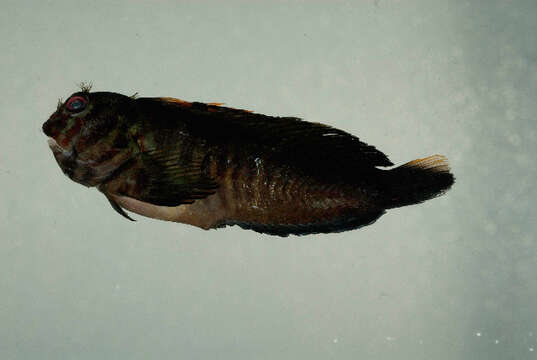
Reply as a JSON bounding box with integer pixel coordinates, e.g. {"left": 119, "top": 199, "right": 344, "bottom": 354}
{"left": 43, "top": 89, "right": 454, "bottom": 236}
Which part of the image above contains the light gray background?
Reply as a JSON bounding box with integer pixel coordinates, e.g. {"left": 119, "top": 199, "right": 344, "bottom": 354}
{"left": 1, "top": 1, "right": 536, "bottom": 359}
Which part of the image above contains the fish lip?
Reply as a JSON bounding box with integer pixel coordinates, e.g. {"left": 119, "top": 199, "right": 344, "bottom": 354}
{"left": 47, "top": 137, "right": 75, "bottom": 157}
{"left": 47, "top": 137, "right": 60, "bottom": 150}
{"left": 47, "top": 137, "right": 61, "bottom": 150}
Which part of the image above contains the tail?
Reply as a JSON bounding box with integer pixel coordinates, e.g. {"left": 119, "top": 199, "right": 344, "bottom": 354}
{"left": 382, "top": 155, "right": 455, "bottom": 209}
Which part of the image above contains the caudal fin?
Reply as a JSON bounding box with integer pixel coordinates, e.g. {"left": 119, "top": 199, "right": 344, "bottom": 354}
{"left": 383, "top": 155, "right": 454, "bottom": 209}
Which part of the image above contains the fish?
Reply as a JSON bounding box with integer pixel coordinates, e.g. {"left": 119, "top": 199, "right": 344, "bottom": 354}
{"left": 42, "top": 85, "right": 454, "bottom": 236}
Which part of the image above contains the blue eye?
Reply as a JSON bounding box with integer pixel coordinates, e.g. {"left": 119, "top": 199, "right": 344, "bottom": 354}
{"left": 71, "top": 100, "right": 83, "bottom": 109}
{"left": 66, "top": 96, "right": 87, "bottom": 112}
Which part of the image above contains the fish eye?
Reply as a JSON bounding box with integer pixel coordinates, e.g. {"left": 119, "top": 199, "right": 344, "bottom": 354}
{"left": 66, "top": 96, "right": 87, "bottom": 112}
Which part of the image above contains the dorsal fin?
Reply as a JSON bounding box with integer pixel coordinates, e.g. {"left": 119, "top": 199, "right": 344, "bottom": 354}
{"left": 136, "top": 96, "right": 393, "bottom": 184}
{"left": 156, "top": 97, "right": 254, "bottom": 113}
{"left": 183, "top": 111, "right": 394, "bottom": 170}
{"left": 157, "top": 97, "right": 192, "bottom": 107}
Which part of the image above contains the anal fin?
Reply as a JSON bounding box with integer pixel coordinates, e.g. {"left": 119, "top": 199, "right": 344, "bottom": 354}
{"left": 227, "top": 210, "right": 385, "bottom": 237}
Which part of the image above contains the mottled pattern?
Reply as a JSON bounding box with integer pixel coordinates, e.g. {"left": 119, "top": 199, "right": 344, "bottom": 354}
{"left": 43, "top": 91, "right": 454, "bottom": 236}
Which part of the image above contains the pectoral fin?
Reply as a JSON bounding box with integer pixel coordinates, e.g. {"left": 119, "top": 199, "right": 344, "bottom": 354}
{"left": 132, "top": 148, "right": 218, "bottom": 207}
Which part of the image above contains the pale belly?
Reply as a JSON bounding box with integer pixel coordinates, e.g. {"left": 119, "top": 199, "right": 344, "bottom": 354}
{"left": 110, "top": 192, "right": 228, "bottom": 230}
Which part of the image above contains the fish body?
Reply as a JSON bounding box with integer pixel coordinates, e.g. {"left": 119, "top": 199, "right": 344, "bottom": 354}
{"left": 43, "top": 89, "right": 454, "bottom": 236}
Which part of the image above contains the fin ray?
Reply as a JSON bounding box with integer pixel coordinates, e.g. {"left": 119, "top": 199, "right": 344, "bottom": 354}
{"left": 226, "top": 210, "right": 385, "bottom": 237}
{"left": 133, "top": 148, "right": 218, "bottom": 207}
{"left": 383, "top": 154, "right": 454, "bottom": 208}
{"left": 106, "top": 194, "right": 136, "bottom": 221}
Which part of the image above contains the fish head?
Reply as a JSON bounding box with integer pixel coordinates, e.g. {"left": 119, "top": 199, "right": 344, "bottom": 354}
{"left": 43, "top": 91, "right": 138, "bottom": 187}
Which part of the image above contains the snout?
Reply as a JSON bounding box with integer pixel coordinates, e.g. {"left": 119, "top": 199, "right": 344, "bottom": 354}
{"left": 42, "top": 113, "right": 60, "bottom": 137}
{"left": 42, "top": 119, "right": 54, "bottom": 136}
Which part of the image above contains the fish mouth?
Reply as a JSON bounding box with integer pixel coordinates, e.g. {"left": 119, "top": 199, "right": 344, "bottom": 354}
{"left": 47, "top": 137, "right": 75, "bottom": 157}
{"left": 47, "top": 136, "right": 79, "bottom": 180}
{"left": 47, "top": 136, "right": 134, "bottom": 188}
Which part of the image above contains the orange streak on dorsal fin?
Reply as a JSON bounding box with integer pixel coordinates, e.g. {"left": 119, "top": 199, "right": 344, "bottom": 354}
{"left": 158, "top": 97, "right": 192, "bottom": 107}
{"left": 159, "top": 97, "right": 254, "bottom": 113}
{"left": 207, "top": 102, "right": 254, "bottom": 113}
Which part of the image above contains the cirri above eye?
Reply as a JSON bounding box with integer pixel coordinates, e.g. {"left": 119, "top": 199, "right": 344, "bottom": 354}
{"left": 66, "top": 96, "right": 87, "bottom": 112}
